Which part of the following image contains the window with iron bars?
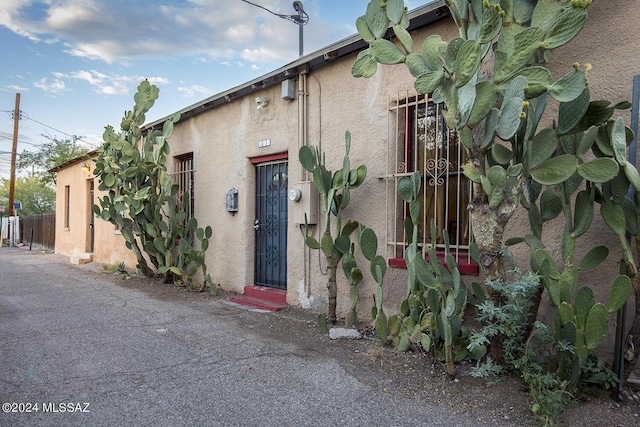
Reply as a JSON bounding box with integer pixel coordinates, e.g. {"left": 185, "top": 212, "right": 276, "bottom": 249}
{"left": 385, "top": 90, "right": 477, "bottom": 273}
{"left": 64, "top": 185, "right": 70, "bottom": 228}
{"left": 172, "top": 153, "right": 195, "bottom": 219}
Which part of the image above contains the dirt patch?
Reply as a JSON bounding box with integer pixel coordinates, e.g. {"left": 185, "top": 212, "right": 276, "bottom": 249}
{"left": 78, "top": 260, "right": 639, "bottom": 426}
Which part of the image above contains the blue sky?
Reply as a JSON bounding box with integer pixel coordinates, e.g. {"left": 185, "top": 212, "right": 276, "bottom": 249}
{"left": 0, "top": 0, "right": 425, "bottom": 178}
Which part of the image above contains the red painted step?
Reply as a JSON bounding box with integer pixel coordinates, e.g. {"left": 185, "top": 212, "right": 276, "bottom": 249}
{"left": 229, "top": 285, "right": 287, "bottom": 311}
{"left": 243, "top": 285, "right": 286, "bottom": 304}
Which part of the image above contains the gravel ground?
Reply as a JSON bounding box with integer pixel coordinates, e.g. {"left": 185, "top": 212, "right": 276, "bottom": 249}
{"left": 64, "top": 255, "right": 640, "bottom": 427}
{"left": 4, "top": 247, "right": 631, "bottom": 426}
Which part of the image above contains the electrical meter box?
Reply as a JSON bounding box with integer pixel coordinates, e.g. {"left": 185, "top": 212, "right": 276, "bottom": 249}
{"left": 282, "top": 79, "right": 296, "bottom": 101}
{"left": 290, "top": 181, "right": 318, "bottom": 225}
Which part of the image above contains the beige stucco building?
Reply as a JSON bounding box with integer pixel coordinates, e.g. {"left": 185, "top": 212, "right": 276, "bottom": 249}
{"left": 51, "top": 152, "right": 139, "bottom": 267}
{"left": 52, "top": 1, "right": 639, "bottom": 367}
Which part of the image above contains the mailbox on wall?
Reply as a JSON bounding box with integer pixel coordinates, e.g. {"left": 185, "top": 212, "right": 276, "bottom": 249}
{"left": 225, "top": 188, "right": 238, "bottom": 214}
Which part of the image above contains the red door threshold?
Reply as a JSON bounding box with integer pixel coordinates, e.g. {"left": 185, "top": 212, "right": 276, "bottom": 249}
{"left": 229, "top": 285, "right": 287, "bottom": 312}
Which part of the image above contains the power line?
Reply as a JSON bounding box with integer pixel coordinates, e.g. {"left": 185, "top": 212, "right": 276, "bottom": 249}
{"left": 0, "top": 134, "right": 40, "bottom": 146}
{"left": 4, "top": 109, "right": 100, "bottom": 148}
{"left": 24, "top": 115, "right": 100, "bottom": 148}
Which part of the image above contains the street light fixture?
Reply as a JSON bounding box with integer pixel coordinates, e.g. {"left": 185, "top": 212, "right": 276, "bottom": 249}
{"left": 291, "top": 1, "right": 308, "bottom": 57}
{"left": 241, "top": 1, "right": 309, "bottom": 56}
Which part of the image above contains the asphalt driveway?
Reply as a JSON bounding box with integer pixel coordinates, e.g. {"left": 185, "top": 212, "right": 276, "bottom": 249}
{"left": 0, "top": 247, "right": 493, "bottom": 427}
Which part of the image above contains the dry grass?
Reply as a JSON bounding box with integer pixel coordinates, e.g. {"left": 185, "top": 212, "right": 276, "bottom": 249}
{"left": 363, "top": 342, "right": 386, "bottom": 366}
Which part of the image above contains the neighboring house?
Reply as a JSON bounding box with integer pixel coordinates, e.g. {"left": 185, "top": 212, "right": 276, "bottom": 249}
{"left": 50, "top": 152, "right": 138, "bottom": 267}
{"left": 52, "top": 0, "right": 639, "bottom": 341}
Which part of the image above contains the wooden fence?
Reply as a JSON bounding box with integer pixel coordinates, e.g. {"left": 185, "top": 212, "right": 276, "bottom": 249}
{"left": 21, "top": 213, "right": 56, "bottom": 251}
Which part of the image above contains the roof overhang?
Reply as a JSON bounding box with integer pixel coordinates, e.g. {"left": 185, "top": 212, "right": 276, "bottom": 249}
{"left": 48, "top": 150, "right": 98, "bottom": 173}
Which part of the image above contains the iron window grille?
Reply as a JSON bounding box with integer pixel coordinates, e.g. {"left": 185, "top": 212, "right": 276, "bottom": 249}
{"left": 384, "top": 90, "right": 474, "bottom": 267}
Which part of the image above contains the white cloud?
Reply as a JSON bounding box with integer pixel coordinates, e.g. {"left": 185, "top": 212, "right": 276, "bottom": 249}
{"left": 4, "top": 84, "right": 29, "bottom": 92}
{"left": 147, "top": 77, "right": 169, "bottom": 86}
{"left": 0, "top": 0, "right": 358, "bottom": 67}
{"left": 46, "top": 1, "right": 100, "bottom": 29}
{"left": 177, "top": 84, "right": 214, "bottom": 98}
{"left": 32, "top": 70, "right": 169, "bottom": 96}
{"left": 0, "top": 0, "right": 42, "bottom": 42}
{"left": 67, "top": 70, "right": 106, "bottom": 86}
{"left": 33, "top": 77, "right": 66, "bottom": 93}
{"left": 63, "top": 70, "right": 128, "bottom": 95}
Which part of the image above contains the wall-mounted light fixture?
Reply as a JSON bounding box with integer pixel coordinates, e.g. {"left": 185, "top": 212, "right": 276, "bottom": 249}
{"left": 255, "top": 96, "right": 269, "bottom": 110}
{"left": 81, "top": 162, "right": 90, "bottom": 174}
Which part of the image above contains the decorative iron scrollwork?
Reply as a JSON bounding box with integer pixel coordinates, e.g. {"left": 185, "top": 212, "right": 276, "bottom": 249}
{"left": 425, "top": 158, "right": 450, "bottom": 187}
{"left": 266, "top": 245, "right": 279, "bottom": 267}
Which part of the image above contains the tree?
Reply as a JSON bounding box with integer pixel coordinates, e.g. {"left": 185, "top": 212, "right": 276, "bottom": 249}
{"left": 17, "top": 134, "right": 90, "bottom": 185}
{"left": 0, "top": 177, "right": 55, "bottom": 215}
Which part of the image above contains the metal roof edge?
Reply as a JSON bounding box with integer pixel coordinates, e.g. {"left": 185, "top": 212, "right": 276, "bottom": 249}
{"left": 48, "top": 150, "right": 98, "bottom": 173}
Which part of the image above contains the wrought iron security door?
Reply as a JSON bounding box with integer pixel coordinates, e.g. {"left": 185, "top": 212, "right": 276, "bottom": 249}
{"left": 254, "top": 161, "right": 288, "bottom": 289}
{"left": 89, "top": 180, "right": 95, "bottom": 253}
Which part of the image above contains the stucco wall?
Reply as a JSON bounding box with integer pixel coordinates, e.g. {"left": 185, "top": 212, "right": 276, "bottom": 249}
{"left": 289, "top": 18, "right": 461, "bottom": 320}
{"left": 54, "top": 158, "right": 137, "bottom": 268}
{"left": 54, "top": 162, "right": 91, "bottom": 258}
{"left": 169, "top": 83, "right": 299, "bottom": 294}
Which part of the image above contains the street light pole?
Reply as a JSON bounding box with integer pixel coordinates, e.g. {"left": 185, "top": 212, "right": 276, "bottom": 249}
{"left": 293, "top": 1, "right": 306, "bottom": 56}
{"left": 241, "top": 1, "right": 309, "bottom": 57}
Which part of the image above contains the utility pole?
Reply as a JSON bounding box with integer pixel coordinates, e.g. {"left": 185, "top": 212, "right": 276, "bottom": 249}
{"left": 8, "top": 93, "right": 20, "bottom": 246}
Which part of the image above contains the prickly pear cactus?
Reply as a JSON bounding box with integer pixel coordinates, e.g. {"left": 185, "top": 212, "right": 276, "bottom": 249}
{"left": 388, "top": 171, "right": 471, "bottom": 377}
{"left": 550, "top": 273, "right": 631, "bottom": 387}
{"left": 299, "top": 131, "right": 367, "bottom": 325}
{"left": 354, "top": 0, "right": 637, "bottom": 371}
{"left": 94, "top": 80, "right": 214, "bottom": 292}
{"left": 357, "top": 225, "right": 389, "bottom": 341}
{"left": 353, "top": 0, "right": 598, "bottom": 284}
{"left": 174, "top": 216, "right": 214, "bottom": 292}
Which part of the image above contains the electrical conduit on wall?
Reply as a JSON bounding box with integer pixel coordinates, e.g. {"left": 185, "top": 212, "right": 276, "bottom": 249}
{"left": 297, "top": 68, "right": 312, "bottom": 298}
